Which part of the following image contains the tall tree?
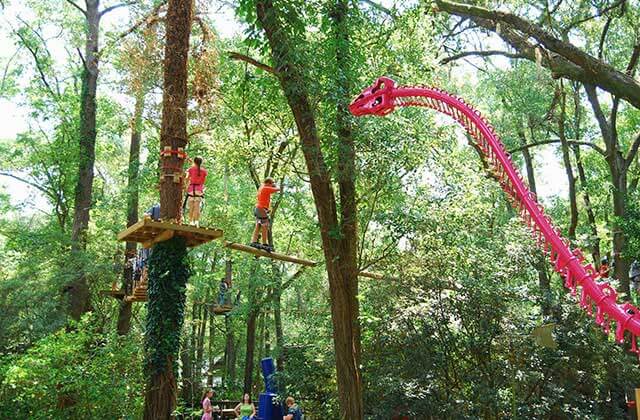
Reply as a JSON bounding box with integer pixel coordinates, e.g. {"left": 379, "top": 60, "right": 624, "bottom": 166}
{"left": 117, "top": 91, "right": 144, "bottom": 335}
{"left": 254, "top": 0, "right": 364, "bottom": 417}
{"left": 64, "top": 0, "right": 135, "bottom": 320}
{"left": 435, "top": 0, "right": 640, "bottom": 297}
{"left": 65, "top": 0, "right": 101, "bottom": 321}
{"left": 143, "top": 0, "right": 192, "bottom": 417}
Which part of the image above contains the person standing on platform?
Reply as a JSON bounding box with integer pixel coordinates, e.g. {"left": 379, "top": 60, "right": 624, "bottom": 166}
{"left": 184, "top": 156, "right": 208, "bottom": 227}
{"left": 218, "top": 277, "right": 229, "bottom": 305}
{"left": 249, "top": 177, "right": 280, "bottom": 252}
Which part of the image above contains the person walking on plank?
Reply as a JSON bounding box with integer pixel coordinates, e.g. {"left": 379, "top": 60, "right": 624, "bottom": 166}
{"left": 184, "top": 156, "right": 208, "bottom": 227}
{"left": 250, "top": 177, "right": 280, "bottom": 252}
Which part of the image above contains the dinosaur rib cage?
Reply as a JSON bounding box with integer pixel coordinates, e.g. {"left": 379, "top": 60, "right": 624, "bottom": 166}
{"left": 393, "top": 87, "right": 640, "bottom": 356}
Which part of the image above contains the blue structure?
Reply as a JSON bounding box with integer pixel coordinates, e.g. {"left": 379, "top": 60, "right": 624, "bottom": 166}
{"left": 257, "top": 358, "right": 283, "bottom": 420}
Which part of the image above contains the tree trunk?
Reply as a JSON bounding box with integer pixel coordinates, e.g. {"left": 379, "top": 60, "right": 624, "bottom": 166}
{"left": 243, "top": 259, "right": 262, "bottom": 394}
{"left": 208, "top": 301, "right": 215, "bottom": 387}
{"left": 243, "top": 306, "right": 258, "bottom": 394}
{"left": 256, "top": 1, "right": 363, "bottom": 417}
{"left": 66, "top": 0, "right": 100, "bottom": 321}
{"left": 585, "top": 84, "right": 631, "bottom": 297}
{"left": 571, "top": 83, "right": 601, "bottom": 266}
{"left": 224, "top": 314, "right": 236, "bottom": 386}
{"left": 272, "top": 264, "right": 285, "bottom": 374}
{"left": 518, "top": 128, "right": 551, "bottom": 316}
{"left": 181, "top": 302, "right": 197, "bottom": 406}
{"left": 117, "top": 92, "right": 144, "bottom": 335}
{"left": 195, "top": 300, "right": 208, "bottom": 397}
{"left": 143, "top": 0, "right": 192, "bottom": 418}
{"left": 573, "top": 145, "right": 601, "bottom": 265}
{"left": 556, "top": 87, "right": 579, "bottom": 240}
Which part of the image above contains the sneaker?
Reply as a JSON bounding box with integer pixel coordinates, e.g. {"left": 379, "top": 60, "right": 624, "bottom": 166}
{"left": 249, "top": 242, "right": 262, "bottom": 249}
{"left": 262, "top": 244, "right": 274, "bottom": 253}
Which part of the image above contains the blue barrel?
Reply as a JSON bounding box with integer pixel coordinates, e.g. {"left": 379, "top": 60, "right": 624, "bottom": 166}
{"left": 260, "top": 357, "right": 277, "bottom": 394}
{"left": 258, "top": 392, "right": 283, "bottom": 420}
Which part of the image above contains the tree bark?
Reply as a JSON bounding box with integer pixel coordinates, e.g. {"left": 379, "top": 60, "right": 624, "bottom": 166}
{"left": 66, "top": 0, "right": 100, "bottom": 321}
{"left": 573, "top": 144, "right": 601, "bottom": 264}
{"left": 255, "top": 1, "right": 363, "bottom": 417}
{"left": 117, "top": 91, "right": 144, "bottom": 336}
{"left": 224, "top": 314, "right": 237, "bottom": 386}
{"left": 208, "top": 299, "right": 215, "bottom": 387}
{"left": 271, "top": 263, "right": 285, "bottom": 374}
{"left": 195, "top": 299, "right": 208, "bottom": 398}
{"left": 433, "top": 0, "right": 640, "bottom": 109}
{"left": 143, "top": 0, "right": 192, "bottom": 418}
{"left": 180, "top": 302, "right": 197, "bottom": 406}
{"left": 243, "top": 305, "right": 259, "bottom": 394}
{"left": 243, "top": 259, "right": 261, "bottom": 394}
{"left": 570, "top": 83, "right": 601, "bottom": 266}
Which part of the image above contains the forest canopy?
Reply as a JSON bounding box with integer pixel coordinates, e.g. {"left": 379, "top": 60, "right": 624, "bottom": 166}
{"left": 0, "top": 0, "right": 639, "bottom": 419}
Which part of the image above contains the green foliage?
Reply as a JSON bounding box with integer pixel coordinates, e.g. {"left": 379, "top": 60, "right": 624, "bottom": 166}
{"left": 1, "top": 0, "right": 640, "bottom": 418}
{"left": 145, "top": 236, "right": 191, "bottom": 376}
{"left": 0, "top": 315, "right": 144, "bottom": 419}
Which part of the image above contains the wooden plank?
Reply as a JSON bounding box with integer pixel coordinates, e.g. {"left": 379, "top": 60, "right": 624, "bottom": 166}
{"left": 143, "top": 229, "right": 174, "bottom": 248}
{"left": 224, "top": 241, "right": 317, "bottom": 267}
{"left": 117, "top": 218, "right": 224, "bottom": 248}
{"left": 117, "top": 218, "right": 147, "bottom": 241}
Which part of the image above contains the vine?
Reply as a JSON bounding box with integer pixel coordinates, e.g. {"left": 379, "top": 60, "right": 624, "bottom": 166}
{"left": 144, "top": 236, "right": 192, "bottom": 376}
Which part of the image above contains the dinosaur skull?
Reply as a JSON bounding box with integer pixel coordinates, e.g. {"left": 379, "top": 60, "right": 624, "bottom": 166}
{"left": 348, "top": 77, "right": 396, "bottom": 116}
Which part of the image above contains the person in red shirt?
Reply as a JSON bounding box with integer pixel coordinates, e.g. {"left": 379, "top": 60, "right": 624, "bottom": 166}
{"left": 184, "top": 156, "right": 208, "bottom": 227}
{"left": 250, "top": 177, "right": 280, "bottom": 252}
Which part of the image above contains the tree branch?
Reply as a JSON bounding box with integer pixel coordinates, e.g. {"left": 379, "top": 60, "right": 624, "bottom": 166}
{"left": 626, "top": 132, "right": 640, "bottom": 166}
{"left": 100, "top": 1, "right": 138, "bottom": 17}
{"left": 584, "top": 83, "right": 614, "bottom": 154}
{"left": 98, "top": 1, "right": 166, "bottom": 57}
{"left": 0, "top": 171, "right": 54, "bottom": 198}
{"left": 227, "top": 51, "right": 277, "bottom": 74}
{"left": 13, "top": 29, "right": 58, "bottom": 99}
{"left": 433, "top": 0, "right": 640, "bottom": 109}
{"left": 508, "top": 139, "right": 606, "bottom": 156}
{"left": 597, "top": 16, "right": 613, "bottom": 60}
{"left": 64, "top": 0, "right": 86, "bottom": 16}
{"left": 360, "top": 0, "right": 394, "bottom": 17}
{"left": 440, "top": 49, "right": 525, "bottom": 65}
{"left": 565, "top": 0, "right": 626, "bottom": 32}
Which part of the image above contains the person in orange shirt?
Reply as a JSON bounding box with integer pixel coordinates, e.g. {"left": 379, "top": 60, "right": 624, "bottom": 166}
{"left": 250, "top": 177, "right": 280, "bottom": 252}
{"left": 184, "top": 157, "right": 208, "bottom": 227}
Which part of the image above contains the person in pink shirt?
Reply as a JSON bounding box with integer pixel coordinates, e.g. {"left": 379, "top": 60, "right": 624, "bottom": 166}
{"left": 201, "top": 389, "right": 214, "bottom": 420}
{"left": 184, "top": 156, "right": 208, "bottom": 226}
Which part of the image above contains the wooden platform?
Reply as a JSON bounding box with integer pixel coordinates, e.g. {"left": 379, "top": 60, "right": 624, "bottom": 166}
{"left": 117, "top": 218, "right": 223, "bottom": 248}
{"left": 224, "top": 241, "right": 317, "bottom": 267}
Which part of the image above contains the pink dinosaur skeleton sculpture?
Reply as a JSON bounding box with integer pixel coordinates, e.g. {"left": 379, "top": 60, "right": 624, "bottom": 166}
{"left": 350, "top": 77, "right": 640, "bottom": 356}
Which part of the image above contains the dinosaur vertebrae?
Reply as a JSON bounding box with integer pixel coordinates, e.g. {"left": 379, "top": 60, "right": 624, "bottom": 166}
{"left": 393, "top": 86, "right": 640, "bottom": 356}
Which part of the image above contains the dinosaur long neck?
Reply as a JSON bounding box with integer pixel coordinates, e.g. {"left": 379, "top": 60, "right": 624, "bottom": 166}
{"left": 388, "top": 85, "right": 640, "bottom": 352}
